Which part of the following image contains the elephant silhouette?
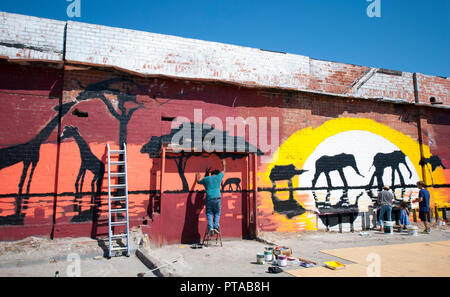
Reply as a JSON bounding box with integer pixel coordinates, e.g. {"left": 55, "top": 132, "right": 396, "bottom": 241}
{"left": 367, "top": 150, "right": 412, "bottom": 189}
{"left": 419, "top": 155, "right": 446, "bottom": 171}
{"left": 269, "top": 164, "right": 308, "bottom": 219}
{"left": 269, "top": 164, "right": 307, "bottom": 189}
{"left": 311, "top": 153, "right": 364, "bottom": 189}
{"left": 419, "top": 155, "right": 446, "bottom": 185}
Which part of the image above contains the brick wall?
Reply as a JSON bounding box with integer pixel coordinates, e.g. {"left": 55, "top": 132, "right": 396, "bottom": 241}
{"left": 0, "top": 12, "right": 448, "bottom": 107}
{"left": 0, "top": 12, "right": 65, "bottom": 61}
{"left": 0, "top": 12, "right": 449, "bottom": 242}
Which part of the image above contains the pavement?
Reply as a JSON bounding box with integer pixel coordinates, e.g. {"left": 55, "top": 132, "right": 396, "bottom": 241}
{"left": 0, "top": 222, "right": 449, "bottom": 277}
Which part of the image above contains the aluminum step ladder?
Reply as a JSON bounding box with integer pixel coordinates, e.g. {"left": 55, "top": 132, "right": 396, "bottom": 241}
{"left": 107, "top": 143, "right": 130, "bottom": 257}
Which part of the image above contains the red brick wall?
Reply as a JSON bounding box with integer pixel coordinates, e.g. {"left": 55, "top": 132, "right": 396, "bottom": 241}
{"left": 0, "top": 62, "right": 449, "bottom": 242}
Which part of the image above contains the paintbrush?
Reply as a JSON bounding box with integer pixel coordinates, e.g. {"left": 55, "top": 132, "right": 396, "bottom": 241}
{"left": 137, "top": 258, "right": 179, "bottom": 277}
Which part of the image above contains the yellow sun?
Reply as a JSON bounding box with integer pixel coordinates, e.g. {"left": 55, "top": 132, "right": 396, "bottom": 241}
{"left": 258, "top": 118, "right": 448, "bottom": 232}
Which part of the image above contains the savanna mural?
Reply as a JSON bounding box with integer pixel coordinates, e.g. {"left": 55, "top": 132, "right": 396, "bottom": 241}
{"left": 0, "top": 63, "right": 448, "bottom": 242}
{"left": 258, "top": 118, "right": 449, "bottom": 232}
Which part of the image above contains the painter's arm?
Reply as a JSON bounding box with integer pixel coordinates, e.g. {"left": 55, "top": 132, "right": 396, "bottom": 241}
{"left": 195, "top": 172, "right": 202, "bottom": 183}
{"left": 222, "top": 159, "right": 226, "bottom": 174}
{"left": 412, "top": 192, "right": 423, "bottom": 204}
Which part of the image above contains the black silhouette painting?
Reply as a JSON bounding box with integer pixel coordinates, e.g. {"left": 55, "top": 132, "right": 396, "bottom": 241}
{"left": 0, "top": 101, "right": 76, "bottom": 224}
{"left": 222, "top": 177, "right": 241, "bottom": 191}
{"left": 419, "top": 155, "right": 446, "bottom": 185}
{"left": 317, "top": 191, "right": 363, "bottom": 230}
{"left": 60, "top": 126, "right": 105, "bottom": 222}
{"left": 269, "top": 164, "right": 308, "bottom": 219}
{"left": 367, "top": 150, "right": 412, "bottom": 189}
{"left": 76, "top": 78, "right": 145, "bottom": 147}
{"left": 311, "top": 153, "right": 364, "bottom": 188}
{"left": 141, "top": 122, "right": 263, "bottom": 192}
{"left": 420, "top": 155, "right": 446, "bottom": 171}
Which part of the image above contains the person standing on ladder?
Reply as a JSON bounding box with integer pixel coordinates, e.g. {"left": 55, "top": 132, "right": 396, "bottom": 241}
{"left": 196, "top": 159, "right": 226, "bottom": 236}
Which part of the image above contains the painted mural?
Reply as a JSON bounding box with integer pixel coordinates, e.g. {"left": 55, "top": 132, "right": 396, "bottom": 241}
{"left": 0, "top": 77, "right": 150, "bottom": 229}
{"left": 0, "top": 75, "right": 264, "bottom": 243}
{"left": 258, "top": 118, "right": 450, "bottom": 232}
{"left": 0, "top": 70, "right": 448, "bottom": 242}
{"left": 140, "top": 121, "right": 263, "bottom": 193}
{"left": 0, "top": 102, "right": 76, "bottom": 225}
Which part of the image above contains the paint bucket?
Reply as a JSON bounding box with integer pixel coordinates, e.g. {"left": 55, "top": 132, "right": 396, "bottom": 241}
{"left": 278, "top": 255, "right": 287, "bottom": 267}
{"left": 384, "top": 221, "right": 394, "bottom": 234}
{"left": 264, "top": 250, "right": 273, "bottom": 262}
{"left": 407, "top": 225, "right": 418, "bottom": 236}
{"left": 287, "top": 257, "right": 299, "bottom": 266}
{"left": 256, "top": 253, "right": 264, "bottom": 264}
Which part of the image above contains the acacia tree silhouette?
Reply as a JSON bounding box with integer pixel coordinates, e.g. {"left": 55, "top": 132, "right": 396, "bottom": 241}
{"left": 76, "top": 78, "right": 145, "bottom": 148}
{"left": 140, "top": 122, "right": 263, "bottom": 192}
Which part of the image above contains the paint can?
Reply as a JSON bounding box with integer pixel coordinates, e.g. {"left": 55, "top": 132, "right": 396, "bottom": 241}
{"left": 264, "top": 250, "right": 273, "bottom": 262}
{"left": 278, "top": 255, "right": 287, "bottom": 267}
{"left": 256, "top": 253, "right": 264, "bottom": 265}
{"left": 384, "top": 221, "right": 394, "bottom": 234}
{"left": 287, "top": 257, "right": 299, "bottom": 266}
{"left": 407, "top": 225, "right": 418, "bottom": 236}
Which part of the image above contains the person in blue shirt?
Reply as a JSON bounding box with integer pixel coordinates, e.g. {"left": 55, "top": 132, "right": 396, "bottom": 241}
{"left": 413, "top": 181, "right": 431, "bottom": 234}
{"left": 196, "top": 159, "right": 226, "bottom": 237}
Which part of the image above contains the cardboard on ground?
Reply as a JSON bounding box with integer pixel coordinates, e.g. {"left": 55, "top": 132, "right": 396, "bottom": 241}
{"left": 286, "top": 241, "right": 450, "bottom": 277}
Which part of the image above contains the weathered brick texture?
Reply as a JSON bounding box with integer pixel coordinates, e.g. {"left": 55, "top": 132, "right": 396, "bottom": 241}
{"left": 0, "top": 12, "right": 65, "bottom": 61}
{"left": 0, "top": 12, "right": 448, "bottom": 107}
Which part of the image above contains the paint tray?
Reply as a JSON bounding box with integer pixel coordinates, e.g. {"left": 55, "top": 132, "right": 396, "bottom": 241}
{"left": 300, "top": 262, "right": 314, "bottom": 268}
{"left": 324, "top": 261, "right": 345, "bottom": 270}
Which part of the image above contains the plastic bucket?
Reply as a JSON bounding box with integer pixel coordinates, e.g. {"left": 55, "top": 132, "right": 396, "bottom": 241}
{"left": 256, "top": 253, "right": 264, "bottom": 264}
{"left": 384, "top": 221, "right": 394, "bottom": 234}
{"left": 264, "top": 250, "right": 273, "bottom": 262}
{"left": 407, "top": 225, "right": 418, "bottom": 236}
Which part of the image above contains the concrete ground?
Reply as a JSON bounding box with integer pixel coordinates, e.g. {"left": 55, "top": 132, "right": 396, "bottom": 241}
{"left": 144, "top": 223, "right": 450, "bottom": 277}
{"left": 0, "top": 236, "right": 151, "bottom": 277}
{"left": 0, "top": 223, "right": 449, "bottom": 277}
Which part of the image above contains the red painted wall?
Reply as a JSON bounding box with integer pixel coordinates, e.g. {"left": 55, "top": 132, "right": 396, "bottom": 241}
{"left": 0, "top": 62, "right": 449, "bottom": 243}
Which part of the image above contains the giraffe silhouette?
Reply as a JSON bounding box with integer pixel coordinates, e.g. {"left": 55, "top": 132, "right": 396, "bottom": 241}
{"left": 367, "top": 150, "right": 413, "bottom": 189}
{"left": 60, "top": 126, "right": 105, "bottom": 222}
{"left": 0, "top": 102, "right": 76, "bottom": 221}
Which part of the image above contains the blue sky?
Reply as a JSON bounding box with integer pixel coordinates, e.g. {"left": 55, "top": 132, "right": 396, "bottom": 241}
{"left": 1, "top": 0, "right": 449, "bottom": 77}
